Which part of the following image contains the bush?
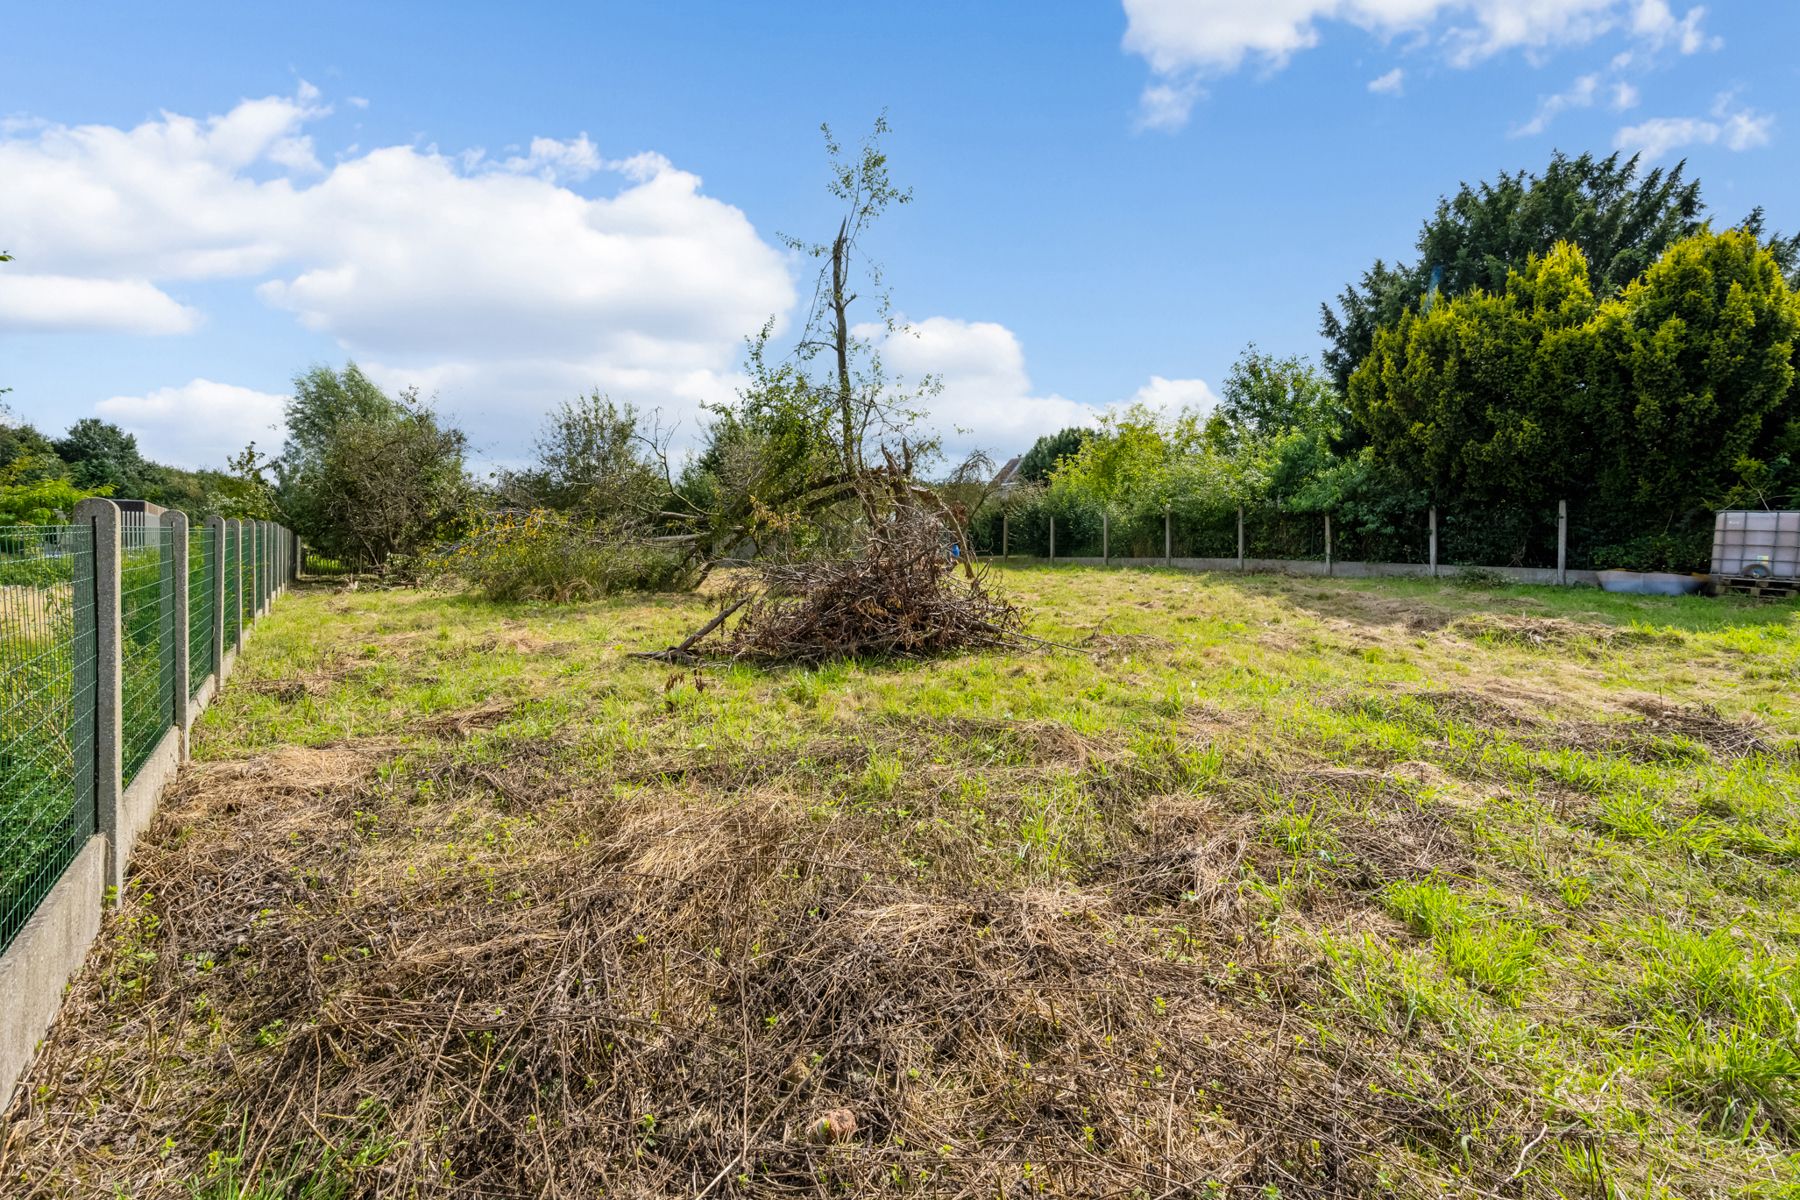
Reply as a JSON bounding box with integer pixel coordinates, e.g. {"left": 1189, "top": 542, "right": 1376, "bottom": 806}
{"left": 424, "top": 510, "right": 698, "bottom": 603}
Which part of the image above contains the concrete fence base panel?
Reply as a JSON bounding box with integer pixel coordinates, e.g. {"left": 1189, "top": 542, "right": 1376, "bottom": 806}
{"left": 113, "top": 726, "right": 182, "bottom": 895}
{"left": 1041, "top": 556, "right": 1602, "bottom": 587}
{"left": 0, "top": 498, "right": 297, "bottom": 1106}
{"left": 0, "top": 838, "right": 105, "bottom": 1113}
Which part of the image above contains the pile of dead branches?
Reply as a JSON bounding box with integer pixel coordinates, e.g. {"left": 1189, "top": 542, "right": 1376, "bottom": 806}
{"left": 648, "top": 492, "right": 1024, "bottom": 664}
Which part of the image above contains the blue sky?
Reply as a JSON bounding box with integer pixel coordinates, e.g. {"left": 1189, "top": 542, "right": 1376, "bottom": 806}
{"left": 2, "top": 1, "right": 1796, "bottom": 470}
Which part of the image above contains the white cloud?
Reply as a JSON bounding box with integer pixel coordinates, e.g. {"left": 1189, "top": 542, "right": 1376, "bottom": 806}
{"left": 1129, "top": 375, "right": 1219, "bottom": 414}
{"left": 1630, "top": 0, "right": 1716, "bottom": 52}
{"left": 1513, "top": 73, "right": 1600, "bottom": 137}
{"left": 95, "top": 378, "right": 287, "bottom": 467}
{"left": 493, "top": 134, "right": 603, "bottom": 182}
{"left": 862, "top": 317, "right": 1096, "bottom": 458}
{"left": 1122, "top": 0, "right": 1715, "bottom": 127}
{"left": 0, "top": 88, "right": 797, "bottom": 461}
{"left": 0, "top": 273, "right": 201, "bottom": 334}
{"left": 1612, "top": 81, "right": 1640, "bottom": 110}
{"left": 1136, "top": 79, "right": 1205, "bottom": 131}
{"left": 3, "top": 88, "right": 1220, "bottom": 470}
{"left": 1614, "top": 95, "right": 1774, "bottom": 159}
{"left": 864, "top": 316, "right": 1218, "bottom": 462}
{"left": 1367, "top": 67, "right": 1405, "bottom": 95}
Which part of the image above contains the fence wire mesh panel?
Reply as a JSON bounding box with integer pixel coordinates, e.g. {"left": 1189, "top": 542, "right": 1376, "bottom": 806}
{"left": 189, "top": 523, "right": 215, "bottom": 694}
{"left": 1245, "top": 509, "right": 1326, "bottom": 560}
{"left": 1169, "top": 510, "right": 1239, "bottom": 558}
{"left": 1003, "top": 507, "right": 1051, "bottom": 557}
{"left": 120, "top": 525, "right": 174, "bottom": 787}
{"left": 238, "top": 527, "right": 254, "bottom": 632}
{"left": 0, "top": 524, "right": 96, "bottom": 953}
{"left": 224, "top": 528, "right": 241, "bottom": 651}
{"left": 1331, "top": 511, "right": 1429, "bottom": 564}
{"left": 1439, "top": 502, "right": 1558, "bottom": 568}
{"left": 1050, "top": 507, "right": 1106, "bottom": 557}
{"left": 302, "top": 548, "right": 356, "bottom": 577}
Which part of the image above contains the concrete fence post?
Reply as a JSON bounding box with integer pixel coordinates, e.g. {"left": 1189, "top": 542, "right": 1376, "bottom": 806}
{"left": 1236, "top": 505, "right": 1245, "bottom": 571}
{"left": 164, "top": 511, "right": 190, "bottom": 761}
{"left": 1002, "top": 514, "right": 1009, "bottom": 560}
{"left": 1429, "top": 506, "right": 1439, "bottom": 578}
{"left": 1048, "top": 516, "right": 1056, "bottom": 563}
{"left": 1557, "top": 500, "right": 1568, "bottom": 586}
{"left": 72, "top": 499, "right": 124, "bottom": 896}
{"left": 1324, "top": 511, "right": 1334, "bottom": 576}
{"left": 1101, "top": 512, "right": 1109, "bottom": 564}
{"left": 1163, "top": 507, "right": 1171, "bottom": 566}
{"left": 206, "top": 516, "right": 226, "bottom": 685}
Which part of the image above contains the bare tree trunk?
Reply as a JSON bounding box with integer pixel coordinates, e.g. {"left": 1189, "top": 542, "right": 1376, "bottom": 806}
{"left": 831, "top": 217, "right": 855, "bottom": 475}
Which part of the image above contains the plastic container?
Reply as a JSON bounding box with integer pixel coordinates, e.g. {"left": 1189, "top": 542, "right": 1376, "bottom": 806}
{"left": 1596, "top": 570, "right": 1705, "bottom": 596}
{"left": 1711, "top": 511, "right": 1800, "bottom": 580}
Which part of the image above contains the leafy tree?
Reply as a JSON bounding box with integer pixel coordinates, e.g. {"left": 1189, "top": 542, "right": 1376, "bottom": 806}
{"left": 275, "top": 365, "right": 469, "bottom": 567}
{"left": 1215, "top": 344, "right": 1342, "bottom": 441}
{"left": 1048, "top": 403, "right": 1256, "bottom": 526}
{"left": 500, "top": 393, "right": 664, "bottom": 523}
{"left": 1349, "top": 230, "right": 1800, "bottom": 567}
{"left": 53, "top": 418, "right": 155, "bottom": 497}
{"left": 280, "top": 363, "right": 402, "bottom": 470}
{"left": 0, "top": 410, "right": 59, "bottom": 476}
{"left": 0, "top": 473, "right": 105, "bottom": 524}
{"left": 1593, "top": 228, "right": 1800, "bottom": 520}
{"left": 1017, "top": 427, "right": 1089, "bottom": 483}
{"left": 1318, "top": 152, "right": 1799, "bottom": 394}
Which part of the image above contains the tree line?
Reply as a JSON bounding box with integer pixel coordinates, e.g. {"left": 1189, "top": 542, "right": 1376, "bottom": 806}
{"left": 987, "top": 152, "right": 1800, "bottom": 571}
{"left": 8, "top": 148, "right": 1796, "bottom": 578}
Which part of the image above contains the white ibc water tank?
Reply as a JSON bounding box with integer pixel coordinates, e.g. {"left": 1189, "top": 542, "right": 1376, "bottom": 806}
{"left": 1712, "top": 510, "right": 1800, "bottom": 580}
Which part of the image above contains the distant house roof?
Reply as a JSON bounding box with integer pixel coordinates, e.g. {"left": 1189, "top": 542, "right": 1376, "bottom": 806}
{"left": 992, "top": 455, "right": 1024, "bottom": 490}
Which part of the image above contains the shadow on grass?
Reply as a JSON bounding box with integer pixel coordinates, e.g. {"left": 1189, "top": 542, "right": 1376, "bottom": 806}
{"left": 1003, "top": 562, "right": 1800, "bottom": 638}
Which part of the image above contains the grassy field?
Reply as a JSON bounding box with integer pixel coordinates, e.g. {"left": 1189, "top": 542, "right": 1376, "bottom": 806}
{"left": 5, "top": 565, "right": 1799, "bottom": 1198}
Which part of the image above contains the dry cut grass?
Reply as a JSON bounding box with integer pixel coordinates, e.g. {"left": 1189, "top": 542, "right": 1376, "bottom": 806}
{"left": 3, "top": 565, "right": 1798, "bottom": 1199}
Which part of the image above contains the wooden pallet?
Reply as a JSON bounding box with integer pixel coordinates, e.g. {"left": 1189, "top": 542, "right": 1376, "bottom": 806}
{"left": 1720, "top": 575, "right": 1799, "bottom": 599}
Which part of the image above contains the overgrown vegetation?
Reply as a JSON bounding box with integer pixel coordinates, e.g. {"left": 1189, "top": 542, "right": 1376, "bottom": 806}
{"left": 274, "top": 365, "right": 471, "bottom": 572}
{"left": 6, "top": 566, "right": 1797, "bottom": 1197}
{"left": 0, "top": 409, "right": 272, "bottom": 525}
{"left": 988, "top": 154, "right": 1800, "bottom": 574}
{"left": 422, "top": 508, "right": 698, "bottom": 602}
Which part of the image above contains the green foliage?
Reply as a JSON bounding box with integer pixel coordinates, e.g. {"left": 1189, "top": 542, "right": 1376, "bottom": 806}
{"left": 1216, "top": 344, "right": 1343, "bottom": 441}
{"left": 498, "top": 393, "right": 665, "bottom": 523}
{"left": 1017, "top": 427, "right": 1089, "bottom": 483}
{"left": 275, "top": 364, "right": 470, "bottom": 568}
{"left": 54, "top": 418, "right": 155, "bottom": 497}
{"left": 423, "top": 509, "right": 697, "bottom": 602}
{"left": 0, "top": 406, "right": 263, "bottom": 525}
{"left": 1595, "top": 228, "right": 1800, "bottom": 515}
{"left": 0, "top": 463, "right": 108, "bottom": 524}
{"left": 1349, "top": 230, "right": 1800, "bottom": 568}
{"left": 1321, "top": 152, "right": 1727, "bottom": 393}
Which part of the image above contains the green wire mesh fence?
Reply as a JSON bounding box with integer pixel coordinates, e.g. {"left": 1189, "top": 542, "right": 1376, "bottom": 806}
{"left": 189, "top": 522, "right": 215, "bottom": 696}
{"left": 244, "top": 525, "right": 259, "bottom": 629}
{"left": 224, "top": 524, "right": 241, "bottom": 651}
{"left": 0, "top": 525, "right": 97, "bottom": 953}
{"left": 2, "top": 509, "right": 294, "bottom": 959}
{"left": 120, "top": 524, "right": 174, "bottom": 787}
